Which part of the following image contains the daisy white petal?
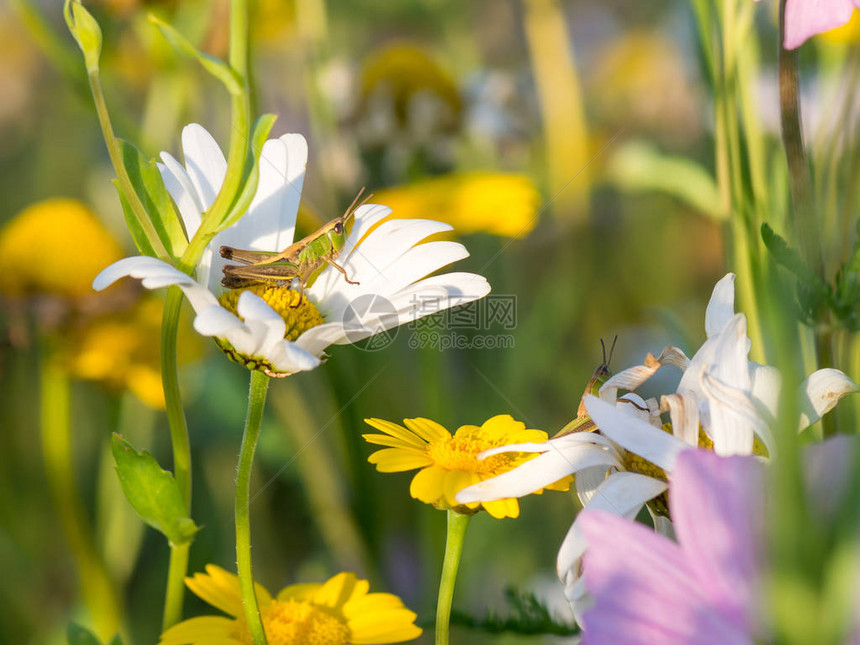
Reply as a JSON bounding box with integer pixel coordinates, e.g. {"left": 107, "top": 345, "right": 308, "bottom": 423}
{"left": 584, "top": 395, "right": 689, "bottom": 472}
{"left": 661, "top": 392, "right": 700, "bottom": 446}
{"left": 456, "top": 438, "right": 620, "bottom": 503}
{"left": 705, "top": 273, "right": 736, "bottom": 338}
{"left": 180, "top": 123, "right": 227, "bottom": 211}
{"left": 798, "top": 368, "right": 860, "bottom": 429}
{"left": 158, "top": 152, "right": 204, "bottom": 238}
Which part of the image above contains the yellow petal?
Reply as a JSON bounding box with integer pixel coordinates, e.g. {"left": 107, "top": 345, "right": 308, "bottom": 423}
{"left": 364, "top": 418, "right": 427, "bottom": 449}
{"left": 409, "top": 466, "right": 447, "bottom": 504}
{"left": 276, "top": 582, "right": 321, "bottom": 602}
{"left": 403, "top": 417, "right": 451, "bottom": 443}
{"left": 443, "top": 470, "right": 479, "bottom": 507}
{"left": 312, "top": 572, "right": 366, "bottom": 609}
{"left": 186, "top": 565, "right": 271, "bottom": 618}
{"left": 362, "top": 433, "right": 428, "bottom": 451}
{"left": 348, "top": 608, "right": 423, "bottom": 643}
{"left": 158, "top": 616, "right": 241, "bottom": 644}
{"left": 479, "top": 414, "right": 525, "bottom": 439}
{"left": 369, "top": 448, "right": 434, "bottom": 472}
{"left": 483, "top": 498, "right": 519, "bottom": 519}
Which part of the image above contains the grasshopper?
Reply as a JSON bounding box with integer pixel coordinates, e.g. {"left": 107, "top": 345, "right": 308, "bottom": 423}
{"left": 553, "top": 337, "right": 617, "bottom": 438}
{"left": 220, "top": 189, "right": 370, "bottom": 299}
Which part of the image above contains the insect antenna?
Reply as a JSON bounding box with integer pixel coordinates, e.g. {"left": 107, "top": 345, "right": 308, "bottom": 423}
{"left": 343, "top": 187, "right": 374, "bottom": 225}
{"left": 606, "top": 335, "right": 618, "bottom": 367}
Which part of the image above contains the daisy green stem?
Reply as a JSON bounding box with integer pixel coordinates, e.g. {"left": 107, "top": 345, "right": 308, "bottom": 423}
{"left": 777, "top": 0, "right": 835, "bottom": 434}
{"left": 777, "top": 0, "right": 822, "bottom": 277}
{"left": 435, "top": 510, "right": 471, "bottom": 645}
{"left": 160, "top": 286, "right": 193, "bottom": 631}
{"left": 40, "top": 341, "right": 123, "bottom": 640}
{"left": 86, "top": 69, "right": 170, "bottom": 260}
{"left": 236, "top": 370, "right": 270, "bottom": 645}
{"left": 196, "top": 0, "right": 250, "bottom": 236}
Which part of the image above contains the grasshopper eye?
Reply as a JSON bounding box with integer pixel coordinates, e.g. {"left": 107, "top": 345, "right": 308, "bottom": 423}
{"left": 334, "top": 221, "right": 344, "bottom": 234}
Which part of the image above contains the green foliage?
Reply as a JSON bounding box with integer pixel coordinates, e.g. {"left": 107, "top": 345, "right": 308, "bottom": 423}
{"left": 66, "top": 623, "right": 101, "bottom": 645}
{"left": 66, "top": 623, "right": 124, "bottom": 645}
{"left": 116, "top": 140, "right": 188, "bottom": 259}
{"left": 149, "top": 14, "right": 242, "bottom": 96}
{"left": 111, "top": 434, "right": 198, "bottom": 547}
{"left": 447, "top": 588, "right": 579, "bottom": 636}
{"left": 762, "top": 223, "right": 860, "bottom": 331}
{"left": 219, "top": 113, "right": 278, "bottom": 231}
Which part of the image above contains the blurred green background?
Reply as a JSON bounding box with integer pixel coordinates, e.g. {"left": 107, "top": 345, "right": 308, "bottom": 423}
{"left": 5, "top": 0, "right": 850, "bottom": 642}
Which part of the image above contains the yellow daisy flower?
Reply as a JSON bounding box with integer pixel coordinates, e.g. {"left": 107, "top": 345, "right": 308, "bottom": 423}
{"left": 374, "top": 172, "right": 540, "bottom": 238}
{"left": 160, "top": 565, "right": 421, "bottom": 645}
{"left": 0, "top": 198, "right": 122, "bottom": 299}
{"left": 363, "top": 415, "right": 570, "bottom": 519}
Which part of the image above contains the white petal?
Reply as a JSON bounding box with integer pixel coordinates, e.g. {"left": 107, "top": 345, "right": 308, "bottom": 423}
{"left": 575, "top": 465, "right": 611, "bottom": 507}
{"left": 799, "top": 368, "right": 860, "bottom": 429}
{"left": 266, "top": 340, "right": 322, "bottom": 374}
{"left": 92, "top": 256, "right": 219, "bottom": 313}
{"left": 750, "top": 362, "right": 781, "bottom": 420}
{"left": 158, "top": 152, "right": 203, "bottom": 238}
{"left": 705, "top": 273, "right": 736, "bottom": 338}
{"left": 294, "top": 321, "right": 351, "bottom": 356}
{"left": 248, "top": 133, "right": 306, "bottom": 252}
{"left": 556, "top": 473, "right": 668, "bottom": 606}
{"left": 357, "top": 241, "right": 470, "bottom": 296}
{"left": 584, "top": 395, "right": 689, "bottom": 472}
{"left": 661, "top": 392, "right": 700, "bottom": 447}
{"left": 456, "top": 442, "right": 620, "bottom": 503}
{"left": 700, "top": 369, "right": 758, "bottom": 455}
{"left": 181, "top": 123, "right": 227, "bottom": 211}
{"left": 236, "top": 292, "right": 287, "bottom": 355}
{"left": 193, "top": 304, "right": 245, "bottom": 337}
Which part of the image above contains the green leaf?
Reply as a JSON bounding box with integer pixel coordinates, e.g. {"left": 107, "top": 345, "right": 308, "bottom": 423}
{"left": 761, "top": 223, "right": 829, "bottom": 323}
{"left": 67, "top": 622, "right": 101, "bottom": 645}
{"left": 107, "top": 636, "right": 124, "bottom": 645}
{"left": 111, "top": 434, "right": 198, "bottom": 547}
{"left": 149, "top": 14, "right": 242, "bottom": 96}
{"left": 606, "top": 140, "right": 725, "bottom": 221}
{"left": 447, "top": 588, "right": 579, "bottom": 636}
{"left": 113, "top": 180, "right": 157, "bottom": 256}
{"left": 117, "top": 140, "right": 188, "bottom": 259}
{"left": 63, "top": 0, "right": 102, "bottom": 72}
{"left": 218, "top": 114, "right": 278, "bottom": 231}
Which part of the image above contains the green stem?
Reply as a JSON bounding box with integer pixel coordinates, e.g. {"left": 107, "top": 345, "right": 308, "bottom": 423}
{"left": 435, "top": 510, "right": 471, "bottom": 645}
{"left": 778, "top": 0, "right": 822, "bottom": 276}
{"left": 236, "top": 370, "right": 270, "bottom": 645}
{"left": 40, "top": 343, "right": 123, "bottom": 640}
{"left": 160, "top": 287, "right": 193, "bottom": 631}
{"left": 87, "top": 70, "right": 169, "bottom": 259}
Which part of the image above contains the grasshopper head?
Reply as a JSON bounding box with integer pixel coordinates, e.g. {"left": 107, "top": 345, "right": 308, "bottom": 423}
{"left": 328, "top": 188, "right": 370, "bottom": 253}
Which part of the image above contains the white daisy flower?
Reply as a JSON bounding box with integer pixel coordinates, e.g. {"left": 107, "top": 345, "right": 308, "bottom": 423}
{"left": 94, "top": 124, "right": 491, "bottom": 376}
{"left": 456, "top": 272, "right": 859, "bottom": 621}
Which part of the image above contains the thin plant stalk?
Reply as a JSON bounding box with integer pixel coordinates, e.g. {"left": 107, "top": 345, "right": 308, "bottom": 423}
{"left": 435, "top": 510, "right": 471, "bottom": 645}
{"left": 236, "top": 370, "right": 271, "bottom": 645}
{"left": 40, "top": 342, "right": 123, "bottom": 640}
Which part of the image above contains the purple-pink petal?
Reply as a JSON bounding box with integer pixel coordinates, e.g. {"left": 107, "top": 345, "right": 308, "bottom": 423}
{"left": 783, "top": 0, "right": 858, "bottom": 49}
{"left": 671, "top": 450, "right": 764, "bottom": 635}
{"left": 579, "top": 510, "right": 752, "bottom": 645}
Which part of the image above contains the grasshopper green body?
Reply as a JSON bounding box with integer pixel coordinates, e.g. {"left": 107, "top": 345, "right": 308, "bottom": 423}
{"left": 220, "top": 190, "right": 368, "bottom": 295}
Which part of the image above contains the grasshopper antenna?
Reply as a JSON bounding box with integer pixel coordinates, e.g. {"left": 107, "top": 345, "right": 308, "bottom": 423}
{"left": 607, "top": 335, "right": 618, "bottom": 366}
{"left": 343, "top": 187, "right": 374, "bottom": 225}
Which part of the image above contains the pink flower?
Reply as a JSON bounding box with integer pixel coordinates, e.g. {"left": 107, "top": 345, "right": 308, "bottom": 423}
{"left": 577, "top": 439, "right": 859, "bottom": 644}
{"left": 776, "top": 0, "right": 860, "bottom": 49}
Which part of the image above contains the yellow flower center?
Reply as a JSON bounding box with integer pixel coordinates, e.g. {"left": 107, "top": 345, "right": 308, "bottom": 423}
{"left": 427, "top": 428, "right": 524, "bottom": 475}
{"left": 216, "top": 285, "right": 325, "bottom": 376}
{"left": 218, "top": 285, "right": 325, "bottom": 341}
{"left": 236, "top": 599, "right": 350, "bottom": 645}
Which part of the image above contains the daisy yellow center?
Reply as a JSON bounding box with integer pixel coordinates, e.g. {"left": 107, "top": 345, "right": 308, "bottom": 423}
{"left": 238, "top": 599, "right": 349, "bottom": 645}
{"left": 218, "top": 285, "right": 325, "bottom": 341}
{"left": 427, "top": 432, "right": 520, "bottom": 474}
